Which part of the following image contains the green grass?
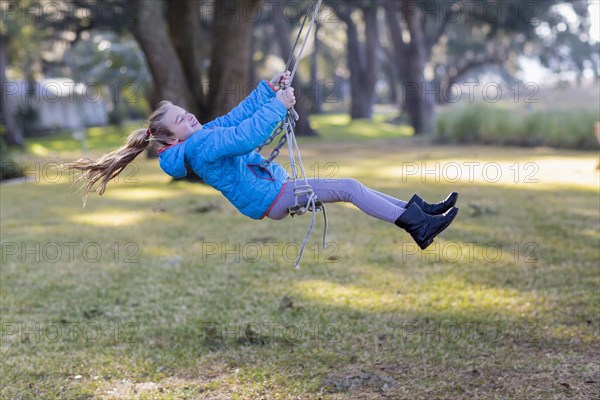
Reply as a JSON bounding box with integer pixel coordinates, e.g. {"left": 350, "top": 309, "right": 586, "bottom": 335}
{"left": 1, "top": 121, "right": 599, "bottom": 399}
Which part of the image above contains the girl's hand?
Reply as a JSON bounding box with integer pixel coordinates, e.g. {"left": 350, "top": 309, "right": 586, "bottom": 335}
{"left": 276, "top": 87, "right": 296, "bottom": 109}
{"left": 270, "top": 70, "right": 292, "bottom": 91}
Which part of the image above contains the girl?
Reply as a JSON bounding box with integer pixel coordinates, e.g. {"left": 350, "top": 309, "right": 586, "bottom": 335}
{"left": 66, "top": 71, "right": 459, "bottom": 250}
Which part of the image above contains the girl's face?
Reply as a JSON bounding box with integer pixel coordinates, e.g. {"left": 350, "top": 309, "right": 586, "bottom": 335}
{"left": 163, "top": 104, "right": 202, "bottom": 143}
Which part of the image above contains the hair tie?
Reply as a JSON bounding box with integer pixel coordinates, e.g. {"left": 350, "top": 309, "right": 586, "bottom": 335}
{"left": 146, "top": 128, "right": 151, "bottom": 137}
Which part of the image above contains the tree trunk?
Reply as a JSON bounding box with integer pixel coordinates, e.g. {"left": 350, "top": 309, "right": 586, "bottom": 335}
{"left": 167, "top": 0, "right": 206, "bottom": 116}
{"left": 383, "top": 0, "right": 410, "bottom": 108}
{"left": 208, "top": 0, "right": 260, "bottom": 120}
{"left": 346, "top": 13, "right": 365, "bottom": 118}
{"left": 128, "top": 0, "right": 193, "bottom": 110}
{"left": 383, "top": 53, "right": 399, "bottom": 104}
{"left": 403, "top": 0, "right": 434, "bottom": 134}
{"left": 310, "top": 20, "right": 322, "bottom": 114}
{"left": 385, "top": 0, "right": 434, "bottom": 134}
{"left": 362, "top": 3, "right": 379, "bottom": 118}
{"left": 0, "top": 34, "right": 24, "bottom": 147}
{"left": 248, "top": 27, "right": 257, "bottom": 84}
{"left": 336, "top": 3, "right": 379, "bottom": 120}
{"left": 272, "top": 8, "right": 317, "bottom": 136}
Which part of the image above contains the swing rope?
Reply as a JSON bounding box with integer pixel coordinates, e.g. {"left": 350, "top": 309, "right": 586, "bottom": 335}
{"left": 257, "top": 0, "right": 326, "bottom": 269}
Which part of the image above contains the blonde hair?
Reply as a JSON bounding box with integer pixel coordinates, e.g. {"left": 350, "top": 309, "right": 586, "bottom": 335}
{"left": 64, "top": 101, "right": 175, "bottom": 205}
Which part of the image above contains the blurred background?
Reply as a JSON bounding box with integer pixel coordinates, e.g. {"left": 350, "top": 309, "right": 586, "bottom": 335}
{"left": 1, "top": 0, "right": 599, "bottom": 171}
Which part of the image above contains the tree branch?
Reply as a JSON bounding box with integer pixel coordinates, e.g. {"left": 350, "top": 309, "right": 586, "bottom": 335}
{"left": 444, "top": 54, "right": 505, "bottom": 89}
{"left": 425, "top": 0, "right": 464, "bottom": 57}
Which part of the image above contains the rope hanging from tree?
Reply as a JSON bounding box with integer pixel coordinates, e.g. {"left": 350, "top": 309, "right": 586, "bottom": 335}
{"left": 256, "top": 0, "right": 326, "bottom": 269}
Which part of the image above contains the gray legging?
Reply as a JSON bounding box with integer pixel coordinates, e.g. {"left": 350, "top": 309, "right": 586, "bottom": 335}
{"left": 266, "top": 178, "right": 407, "bottom": 222}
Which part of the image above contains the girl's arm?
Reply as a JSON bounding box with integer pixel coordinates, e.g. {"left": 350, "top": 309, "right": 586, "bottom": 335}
{"left": 191, "top": 97, "right": 289, "bottom": 161}
{"left": 204, "top": 80, "right": 278, "bottom": 129}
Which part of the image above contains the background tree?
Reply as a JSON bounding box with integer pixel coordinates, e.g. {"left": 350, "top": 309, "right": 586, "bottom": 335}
{"left": 332, "top": 0, "right": 380, "bottom": 120}
{"left": 208, "top": 0, "right": 261, "bottom": 120}
{"left": 127, "top": 0, "right": 193, "bottom": 111}
{"left": 0, "top": 0, "right": 47, "bottom": 146}
{"left": 0, "top": 31, "right": 24, "bottom": 146}
{"left": 167, "top": 0, "right": 206, "bottom": 117}
{"left": 383, "top": 0, "right": 597, "bottom": 134}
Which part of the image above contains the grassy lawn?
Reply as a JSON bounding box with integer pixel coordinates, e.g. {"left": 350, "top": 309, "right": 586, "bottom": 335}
{"left": 1, "top": 118, "right": 599, "bottom": 399}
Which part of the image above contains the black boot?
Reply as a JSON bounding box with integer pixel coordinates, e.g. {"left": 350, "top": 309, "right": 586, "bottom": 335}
{"left": 395, "top": 203, "right": 459, "bottom": 250}
{"left": 406, "top": 192, "right": 459, "bottom": 215}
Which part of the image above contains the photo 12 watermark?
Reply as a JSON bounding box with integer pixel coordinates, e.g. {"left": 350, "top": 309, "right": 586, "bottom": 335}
{"left": 399, "top": 161, "right": 540, "bottom": 184}
{"left": 372, "top": 320, "right": 540, "bottom": 352}
{"left": 1, "top": 161, "right": 140, "bottom": 185}
{"left": 199, "top": 241, "right": 339, "bottom": 265}
{"left": 402, "top": 81, "right": 540, "bottom": 104}
{"left": 199, "top": 321, "right": 339, "bottom": 345}
{"left": 2, "top": 81, "right": 142, "bottom": 104}
{"left": 401, "top": 0, "right": 540, "bottom": 24}
{"left": 400, "top": 241, "right": 540, "bottom": 264}
{"left": 1, "top": 321, "right": 139, "bottom": 344}
{"left": 1, "top": 241, "right": 140, "bottom": 264}
{"left": 1, "top": 1, "right": 139, "bottom": 25}
{"left": 198, "top": 1, "right": 340, "bottom": 24}
{"left": 199, "top": 81, "right": 342, "bottom": 105}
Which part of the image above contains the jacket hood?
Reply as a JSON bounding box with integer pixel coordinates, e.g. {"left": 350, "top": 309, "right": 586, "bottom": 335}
{"left": 158, "top": 142, "right": 188, "bottom": 179}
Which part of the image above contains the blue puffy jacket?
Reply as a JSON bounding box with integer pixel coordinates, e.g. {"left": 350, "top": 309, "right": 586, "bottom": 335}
{"left": 158, "top": 81, "right": 291, "bottom": 219}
